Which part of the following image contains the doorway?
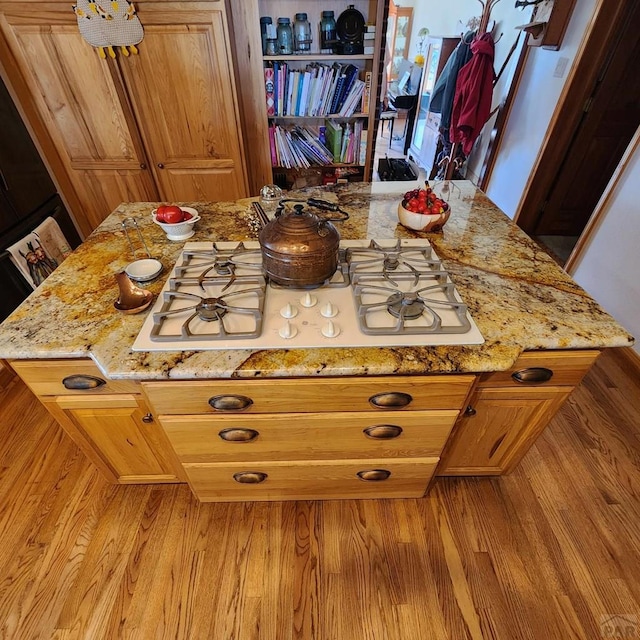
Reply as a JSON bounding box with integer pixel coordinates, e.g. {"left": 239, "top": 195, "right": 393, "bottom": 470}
{"left": 516, "top": 0, "right": 640, "bottom": 264}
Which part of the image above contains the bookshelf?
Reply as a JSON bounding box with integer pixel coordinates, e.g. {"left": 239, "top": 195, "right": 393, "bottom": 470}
{"left": 231, "top": 1, "right": 385, "bottom": 193}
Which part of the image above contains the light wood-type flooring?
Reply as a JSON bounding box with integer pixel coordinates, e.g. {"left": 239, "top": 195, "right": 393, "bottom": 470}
{"left": 1, "top": 349, "right": 639, "bottom": 640}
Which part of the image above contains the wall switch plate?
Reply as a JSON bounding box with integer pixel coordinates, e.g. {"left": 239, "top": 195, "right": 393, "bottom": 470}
{"left": 553, "top": 56, "right": 569, "bottom": 78}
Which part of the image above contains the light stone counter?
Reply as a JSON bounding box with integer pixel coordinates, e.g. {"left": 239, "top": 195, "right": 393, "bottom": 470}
{"left": 0, "top": 181, "right": 633, "bottom": 379}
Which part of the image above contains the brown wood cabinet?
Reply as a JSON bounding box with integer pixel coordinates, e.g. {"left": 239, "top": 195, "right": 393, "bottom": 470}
{"left": 143, "top": 374, "right": 473, "bottom": 502}
{"left": 11, "top": 360, "right": 182, "bottom": 484}
{"left": 438, "top": 350, "right": 600, "bottom": 475}
{"left": 0, "top": 0, "right": 248, "bottom": 236}
{"left": 9, "top": 350, "right": 601, "bottom": 501}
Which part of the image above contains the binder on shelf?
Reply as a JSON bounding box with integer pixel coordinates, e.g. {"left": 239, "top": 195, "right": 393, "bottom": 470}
{"left": 361, "top": 71, "right": 372, "bottom": 114}
{"left": 359, "top": 127, "right": 368, "bottom": 166}
{"left": 264, "top": 65, "right": 275, "bottom": 117}
{"left": 273, "top": 61, "right": 279, "bottom": 115}
{"left": 340, "top": 123, "right": 351, "bottom": 163}
{"left": 268, "top": 125, "right": 277, "bottom": 166}
{"left": 339, "top": 79, "right": 365, "bottom": 117}
{"left": 329, "top": 70, "right": 347, "bottom": 114}
{"left": 324, "top": 119, "right": 343, "bottom": 163}
{"left": 334, "top": 64, "right": 359, "bottom": 113}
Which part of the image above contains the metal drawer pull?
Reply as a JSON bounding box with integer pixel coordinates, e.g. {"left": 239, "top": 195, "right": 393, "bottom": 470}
{"left": 357, "top": 469, "right": 391, "bottom": 482}
{"left": 368, "top": 392, "right": 413, "bottom": 409}
{"left": 208, "top": 394, "right": 253, "bottom": 411}
{"left": 363, "top": 425, "right": 403, "bottom": 439}
{"left": 233, "top": 471, "right": 267, "bottom": 484}
{"left": 464, "top": 405, "right": 477, "bottom": 416}
{"left": 218, "top": 428, "right": 259, "bottom": 442}
{"left": 511, "top": 367, "right": 553, "bottom": 384}
{"left": 62, "top": 374, "right": 106, "bottom": 390}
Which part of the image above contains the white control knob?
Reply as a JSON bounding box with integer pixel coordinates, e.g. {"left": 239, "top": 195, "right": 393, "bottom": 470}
{"left": 321, "top": 320, "right": 340, "bottom": 338}
{"left": 320, "top": 301, "right": 338, "bottom": 318}
{"left": 280, "top": 302, "right": 298, "bottom": 319}
{"left": 279, "top": 321, "right": 298, "bottom": 339}
{"left": 300, "top": 292, "right": 318, "bottom": 308}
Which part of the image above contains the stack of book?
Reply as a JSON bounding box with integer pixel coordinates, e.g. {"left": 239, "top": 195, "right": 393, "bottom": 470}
{"left": 268, "top": 125, "right": 335, "bottom": 169}
{"left": 264, "top": 63, "right": 372, "bottom": 117}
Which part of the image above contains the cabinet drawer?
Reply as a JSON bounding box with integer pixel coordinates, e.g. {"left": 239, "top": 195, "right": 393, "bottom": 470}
{"left": 159, "top": 410, "right": 459, "bottom": 463}
{"left": 183, "top": 457, "right": 438, "bottom": 502}
{"left": 142, "top": 375, "right": 475, "bottom": 415}
{"left": 478, "top": 351, "right": 599, "bottom": 388}
{"left": 11, "top": 359, "right": 140, "bottom": 396}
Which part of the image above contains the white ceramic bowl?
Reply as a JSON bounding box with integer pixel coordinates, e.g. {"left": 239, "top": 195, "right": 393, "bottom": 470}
{"left": 397, "top": 201, "right": 450, "bottom": 232}
{"left": 152, "top": 207, "right": 200, "bottom": 241}
{"left": 125, "top": 258, "right": 163, "bottom": 282}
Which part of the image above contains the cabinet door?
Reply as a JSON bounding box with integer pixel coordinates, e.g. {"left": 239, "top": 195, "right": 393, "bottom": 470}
{"left": 118, "top": 4, "right": 249, "bottom": 201}
{"left": 48, "top": 394, "right": 181, "bottom": 483}
{"left": 0, "top": 15, "right": 158, "bottom": 233}
{"left": 437, "top": 386, "right": 570, "bottom": 476}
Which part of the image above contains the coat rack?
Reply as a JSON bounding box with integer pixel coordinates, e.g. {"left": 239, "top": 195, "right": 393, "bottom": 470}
{"left": 442, "top": 0, "right": 501, "bottom": 180}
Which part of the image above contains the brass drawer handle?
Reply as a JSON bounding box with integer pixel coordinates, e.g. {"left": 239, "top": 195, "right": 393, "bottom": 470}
{"left": 357, "top": 469, "right": 391, "bottom": 482}
{"left": 62, "top": 374, "right": 106, "bottom": 390}
{"left": 511, "top": 367, "right": 553, "bottom": 384}
{"left": 363, "top": 424, "right": 403, "bottom": 439}
{"left": 218, "top": 428, "right": 259, "bottom": 442}
{"left": 208, "top": 394, "right": 253, "bottom": 412}
{"left": 233, "top": 471, "right": 267, "bottom": 484}
{"left": 368, "top": 392, "right": 413, "bottom": 409}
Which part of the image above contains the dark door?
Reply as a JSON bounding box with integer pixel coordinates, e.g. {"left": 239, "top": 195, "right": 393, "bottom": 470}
{"left": 532, "top": 1, "right": 640, "bottom": 236}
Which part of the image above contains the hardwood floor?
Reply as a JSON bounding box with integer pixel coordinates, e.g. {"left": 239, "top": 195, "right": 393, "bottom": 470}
{"left": 1, "top": 349, "right": 639, "bottom": 639}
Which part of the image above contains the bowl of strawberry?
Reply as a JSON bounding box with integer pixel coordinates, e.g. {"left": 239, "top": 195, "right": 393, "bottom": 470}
{"left": 398, "top": 184, "right": 450, "bottom": 232}
{"left": 152, "top": 205, "right": 200, "bottom": 241}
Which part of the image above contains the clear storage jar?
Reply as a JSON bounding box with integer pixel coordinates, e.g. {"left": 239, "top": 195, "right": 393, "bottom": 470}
{"left": 260, "top": 17, "right": 272, "bottom": 55}
{"left": 276, "top": 17, "right": 293, "bottom": 55}
{"left": 293, "top": 13, "right": 312, "bottom": 53}
{"left": 320, "top": 11, "right": 336, "bottom": 53}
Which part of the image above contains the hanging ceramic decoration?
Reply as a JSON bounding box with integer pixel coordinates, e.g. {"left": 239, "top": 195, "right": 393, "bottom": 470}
{"left": 72, "top": 0, "right": 143, "bottom": 59}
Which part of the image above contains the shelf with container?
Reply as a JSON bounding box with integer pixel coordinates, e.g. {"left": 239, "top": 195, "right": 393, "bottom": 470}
{"left": 229, "top": 1, "right": 384, "bottom": 193}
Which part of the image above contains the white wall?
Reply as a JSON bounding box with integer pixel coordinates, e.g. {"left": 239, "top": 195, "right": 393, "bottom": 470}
{"left": 486, "top": 0, "right": 599, "bottom": 218}
{"left": 571, "top": 131, "right": 640, "bottom": 354}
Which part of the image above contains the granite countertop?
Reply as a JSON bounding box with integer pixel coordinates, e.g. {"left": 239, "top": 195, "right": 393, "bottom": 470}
{"left": 0, "top": 181, "right": 633, "bottom": 379}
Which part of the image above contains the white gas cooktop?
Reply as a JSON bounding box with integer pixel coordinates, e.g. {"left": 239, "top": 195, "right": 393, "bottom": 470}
{"left": 132, "top": 240, "right": 484, "bottom": 351}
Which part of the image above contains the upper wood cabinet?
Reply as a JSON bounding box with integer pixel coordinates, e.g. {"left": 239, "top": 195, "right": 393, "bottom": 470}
{"left": 0, "top": 0, "right": 249, "bottom": 236}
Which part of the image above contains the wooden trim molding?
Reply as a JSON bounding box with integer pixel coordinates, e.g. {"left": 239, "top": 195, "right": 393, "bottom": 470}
{"left": 565, "top": 125, "right": 640, "bottom": 273}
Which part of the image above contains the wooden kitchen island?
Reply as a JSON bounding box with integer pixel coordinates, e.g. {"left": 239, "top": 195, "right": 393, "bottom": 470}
{"left": 0, "top": 181, "right": 633, "bottom": 502}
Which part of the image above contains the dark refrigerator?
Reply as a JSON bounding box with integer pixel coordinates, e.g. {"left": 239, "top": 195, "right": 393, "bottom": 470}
{"left": 0, "top": 76, "right": 81, "bottom": 321}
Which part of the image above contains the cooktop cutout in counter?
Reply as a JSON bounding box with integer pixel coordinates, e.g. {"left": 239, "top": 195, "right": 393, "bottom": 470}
{"left": 132, "top": 240, "right": 484, "bottom": 352}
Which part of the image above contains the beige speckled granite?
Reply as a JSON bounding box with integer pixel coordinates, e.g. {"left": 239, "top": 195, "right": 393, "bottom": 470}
{"left": 0, "top": 181, "right": 633, "bottom": 379}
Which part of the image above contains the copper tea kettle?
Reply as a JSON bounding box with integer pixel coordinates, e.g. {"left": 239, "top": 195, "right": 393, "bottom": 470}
{"left": 257, "top": 199, "right": 349, "bottom": 288}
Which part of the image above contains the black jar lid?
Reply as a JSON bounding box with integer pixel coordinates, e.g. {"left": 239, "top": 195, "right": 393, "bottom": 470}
{"left": 277, "top": 17, "right": 290, "bottom": 24}
{"left": 260, "top": 16, "right": 272, "bottom": 24}
{"left": 295, "top": 12, "right": 308, "bottom": 21}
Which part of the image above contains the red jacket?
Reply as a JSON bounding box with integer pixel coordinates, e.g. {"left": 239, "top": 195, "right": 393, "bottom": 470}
{"left": 449, "top": 33, "right": 495, "bottom": 156}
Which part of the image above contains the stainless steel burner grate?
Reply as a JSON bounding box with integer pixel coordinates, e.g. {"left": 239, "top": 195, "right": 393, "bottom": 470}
{"left": 352, "top": 272, "right": 471, "bottom": 335}
{"left": 150, "top": 275, "right": 266, "bottom": 341}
